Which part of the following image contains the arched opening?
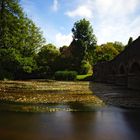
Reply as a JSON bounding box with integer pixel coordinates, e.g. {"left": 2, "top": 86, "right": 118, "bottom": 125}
{"left": 119, "top": 65, "right": 125, "bottom": 75}
{"left": 129, "top": 62, "right": 140, "bottom": 74}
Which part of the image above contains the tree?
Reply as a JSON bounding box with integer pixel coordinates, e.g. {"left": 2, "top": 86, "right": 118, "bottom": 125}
{"left": 71, "top": 19, "right": 97, "bottom": 61}
{"left": 0, "top": 0, "right": 45, "bottom": 79}
{"left": 113, "top": 41, "right": 124, "bottom": 53}
{"left": 36, "top": 44, "right": 60, "bottom": 78}
{"left": 126, "top": 37, "right": 133, "bottom": 48}
{"left": 69, "top": 18, "right": 97, "bottom": 73}
{"left": 0, "top": 0, "right": 24, "bottom": 48}
{"left": 94, "top": 42, "right": 124, "bottom": 63}
{"left": 59, "top": 45, "right": 68, "bottom": 54}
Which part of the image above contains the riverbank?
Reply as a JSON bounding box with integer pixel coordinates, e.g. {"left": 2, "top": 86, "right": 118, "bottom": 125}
{"left": 0, "top": 80, "right": 104, "bottom": 112}
{"left": 90, "top": 82, "right": 140, "bottom": 109}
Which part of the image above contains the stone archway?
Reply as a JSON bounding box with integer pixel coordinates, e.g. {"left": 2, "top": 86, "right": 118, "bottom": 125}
{"left": 129, "top": 62, "right": 140, "bottom": 74}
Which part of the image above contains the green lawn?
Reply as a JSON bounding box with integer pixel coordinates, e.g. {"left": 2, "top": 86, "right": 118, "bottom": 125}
{"left": 76, "top": 73, "right": 92, "bottom": 81}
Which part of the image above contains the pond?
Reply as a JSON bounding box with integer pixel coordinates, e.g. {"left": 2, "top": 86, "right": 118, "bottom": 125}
{"left": 0, "top": 106, "right": 140, "bottom": 140}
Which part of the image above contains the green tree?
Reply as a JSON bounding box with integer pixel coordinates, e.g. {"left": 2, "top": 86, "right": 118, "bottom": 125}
{"left": 69, "top": 18, "right": 97, "bottom": 73}
{"left": 71, "top": 18, "right": 97, "bottom": 60}
{"left": 94, "top": 42, "right": 124, "bottom": 63}
{"left": 114, "top": 41, "right": 124, "bottom": 53}
{"left": 36, "top": 44, "right": 60, "bottom": 78}
{"left": 0, "top": 0, "right": 45, "bottom": 79}
{"left": 0, "top": 0, "right": 24, "bottom": 48}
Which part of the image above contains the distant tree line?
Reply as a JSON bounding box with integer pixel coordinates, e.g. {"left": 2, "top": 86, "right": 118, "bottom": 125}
{"left": 0, "top": 0, "right": 126, "bottom": 80}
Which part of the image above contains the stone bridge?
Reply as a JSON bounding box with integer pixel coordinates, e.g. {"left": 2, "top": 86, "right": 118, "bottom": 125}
{"left": 93, "top": 36, "right": 140, "bottom": 90}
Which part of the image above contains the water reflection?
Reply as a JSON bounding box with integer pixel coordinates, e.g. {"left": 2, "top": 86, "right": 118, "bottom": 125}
{"left": 0, "top": 106, "right": 140, "bottom": 140}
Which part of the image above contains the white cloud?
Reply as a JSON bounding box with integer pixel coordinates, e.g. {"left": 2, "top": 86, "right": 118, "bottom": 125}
{"left": 52, "top": 0, "right": 58, "bottom": 12}
{"left": 95, "top": 0, "right": 139, "bottom": 18}
{"left": 65, "top": 5, "right": 93, "bottom": 18}
{"left": 93, "top": 0, "right": 140, "bottom": 44}
{"left": 21, "top": 0, "right": 140, "bottom": 46}
{"left": 55, "top": 33, "right": 72, "bottom": 47}
{"left": 65, "top": 0, "right": 140, "bottom": 44}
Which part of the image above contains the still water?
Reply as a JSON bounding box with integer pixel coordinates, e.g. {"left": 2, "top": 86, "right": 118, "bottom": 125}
{"left": 0, "top": 106, "right": 140, "bottom": 140}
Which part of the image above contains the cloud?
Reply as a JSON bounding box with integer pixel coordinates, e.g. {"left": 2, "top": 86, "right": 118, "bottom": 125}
{"left": 65, "top": 0, "right": 140, "bottom": 44}
{"left": 65, "top": 5, "right": 93, "bottom": 18}
{"left": 55, "top": 33, "right": 72, "bottom": 47}
{"left": 95, "top": 0, "right": 139, "bottom": 16}
{"left": 21, "top": 0, "right": 140, "bottom": 46}
{"left": 93, "top": 0, "right": 140, "bottom": 44}
{"left": 52, "top": 0, "right": 58, "bottom": 12}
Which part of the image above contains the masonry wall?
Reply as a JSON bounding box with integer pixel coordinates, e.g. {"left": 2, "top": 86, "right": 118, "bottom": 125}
{"left": 93, "top": 36, "right": 140, "bottom": 90}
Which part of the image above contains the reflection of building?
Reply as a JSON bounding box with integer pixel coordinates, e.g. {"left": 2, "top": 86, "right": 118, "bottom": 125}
{"left": 93, "top": 36, "right": 140, "bottom": 90}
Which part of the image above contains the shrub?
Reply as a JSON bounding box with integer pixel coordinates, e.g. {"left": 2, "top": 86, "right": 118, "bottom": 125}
{"left": 54, "top": 71, "right": 77, "bottom": 81}
{"left": 80, "top": 60, "right": 91, "bottom": 74}
{"left": 0, "top": 69, "right": 14, "bottom": 80}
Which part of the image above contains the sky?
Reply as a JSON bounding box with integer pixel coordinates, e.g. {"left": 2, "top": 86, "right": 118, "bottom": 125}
{"left": 20, "top": 0, "right": 140, "bottom": 47}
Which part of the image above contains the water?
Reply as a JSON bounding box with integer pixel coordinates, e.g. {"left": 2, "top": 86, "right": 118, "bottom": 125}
{"left": 0, "top": 106, "right": 140, "bottom": 140}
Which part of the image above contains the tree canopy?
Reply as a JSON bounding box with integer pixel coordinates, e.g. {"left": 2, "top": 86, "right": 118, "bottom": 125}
{"left": 0, "top": 0, "right": 45, "bottom": 79}
{"left": 94, "top": 42, "right": 124, "bottom": 63}
{"left": 64, "top": 18, "right": 97, "bottom": 74}
{"left": 71, "top": 18, "right": 97, "bottom": 62}
{"left": 36, "top": 44, "right": 60, "bottom": 77}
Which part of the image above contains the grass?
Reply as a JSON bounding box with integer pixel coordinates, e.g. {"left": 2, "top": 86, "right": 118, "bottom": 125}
{"left": 76, "top": 73, "right": 92, "bottom": 81}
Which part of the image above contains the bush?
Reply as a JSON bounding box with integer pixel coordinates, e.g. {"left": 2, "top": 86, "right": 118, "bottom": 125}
{"left": 80, "top": 60, "right": 91, "bottom": 74}
{"left": 0, "top": 69, "right": 14, "bottom": 80}
{"left": 54, "top": 71, "right": 77, "bottom": 81}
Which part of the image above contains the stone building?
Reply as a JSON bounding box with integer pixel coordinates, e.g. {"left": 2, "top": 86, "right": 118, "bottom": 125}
{"left": 93, "top": 36, "right": 140, "bottom": 90}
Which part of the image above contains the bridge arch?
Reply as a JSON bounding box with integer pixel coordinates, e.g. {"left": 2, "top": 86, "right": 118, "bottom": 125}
{"left": 129, "top": 62, "right": 140, "bottom": 74}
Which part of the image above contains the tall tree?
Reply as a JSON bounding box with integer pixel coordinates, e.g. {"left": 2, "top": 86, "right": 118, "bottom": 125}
{"left": 71, "top": 18, "right": 97, "bottom": 63}
{"left": 0, "top": 0, "right": 24, "bottom": 48}
{"left": 0, "top": 0, "right": 45, "bottom": 79}
{"left": 68, "top": 18, "right": 97, "bottom": 73}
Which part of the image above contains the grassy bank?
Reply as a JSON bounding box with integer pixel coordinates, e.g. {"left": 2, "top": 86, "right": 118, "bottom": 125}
{"left": 76, "top": 73, "right": 92, "bottom": 81}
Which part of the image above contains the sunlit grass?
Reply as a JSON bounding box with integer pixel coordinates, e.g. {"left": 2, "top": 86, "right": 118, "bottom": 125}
{"left": 76, "top": 73, "right": 92, "bottom": 81}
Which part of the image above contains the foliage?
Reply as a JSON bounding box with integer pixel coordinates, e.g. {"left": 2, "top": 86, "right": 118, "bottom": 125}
{"left": 69, "top": 18, "right": 97, "bottom": 72}
{"left": 80, "top": 60, "right": 91, "bottom": 74}
{"left": 113, "top": 41, "right": 124, "bottom": 53}
{"left": 36, "top": 44, "right": 60, "bottom": 78}
{"left": 0, "top": 48, "right": 37, "bottom": 79}
{"left": 59, "top": 45, "right": 68, "bottom": 54}
{"left": 94, "top": 42, "right": 124, "bottom": 63}
{"left": 54, "top": 71, "right": 77, "bottom": 81}
{"left": 0, "top": 0, "right": 45, "bottom": 79}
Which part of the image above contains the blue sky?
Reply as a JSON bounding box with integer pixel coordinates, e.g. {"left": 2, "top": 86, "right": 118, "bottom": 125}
{"left": 20, "top": 0, "right": 140, "bottom": 47}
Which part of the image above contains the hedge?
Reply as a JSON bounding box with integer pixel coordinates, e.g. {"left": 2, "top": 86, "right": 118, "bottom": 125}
{"left": 54, "top": 71, "right": 77, "bottom": 81}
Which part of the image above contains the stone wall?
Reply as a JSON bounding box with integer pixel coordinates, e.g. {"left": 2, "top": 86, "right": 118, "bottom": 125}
{"left": 93, "top": 36, "right": 140, "bottom": 90}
